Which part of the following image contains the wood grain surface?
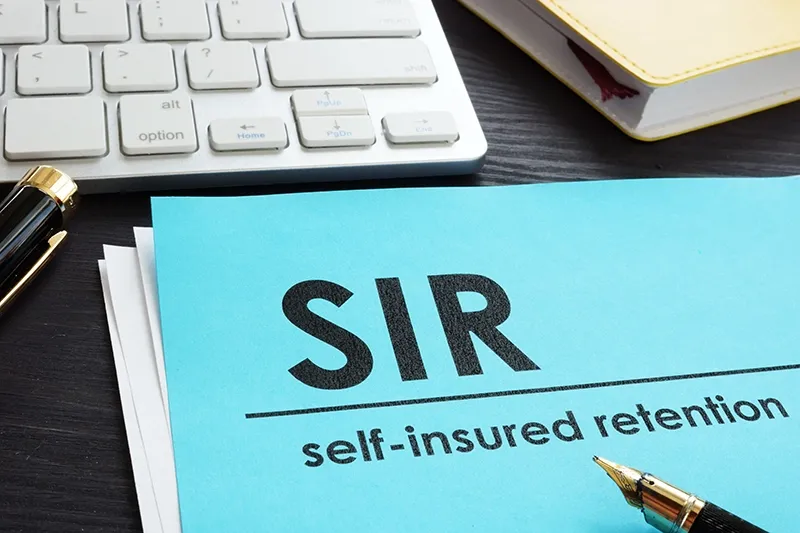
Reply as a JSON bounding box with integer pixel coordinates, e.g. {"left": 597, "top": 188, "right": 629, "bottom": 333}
{"left": 2, "top": 1, "right": 800, "bottom": 531}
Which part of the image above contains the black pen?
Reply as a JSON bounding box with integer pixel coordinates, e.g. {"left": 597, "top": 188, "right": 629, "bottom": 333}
{"left": 594, "top": 456, "right": 767, "bottom": 533}
{"left": 0, "top": 166, "right": 78, "bottom": 315}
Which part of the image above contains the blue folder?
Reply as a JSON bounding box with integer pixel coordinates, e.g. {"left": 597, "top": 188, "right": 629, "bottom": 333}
{"left": 151, "top": 178, "right": 800, "bottom": 532}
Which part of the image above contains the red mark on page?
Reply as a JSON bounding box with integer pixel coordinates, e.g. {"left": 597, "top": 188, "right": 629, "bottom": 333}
{"left": 567, "top": 39, "right": 639, "bottom": 102}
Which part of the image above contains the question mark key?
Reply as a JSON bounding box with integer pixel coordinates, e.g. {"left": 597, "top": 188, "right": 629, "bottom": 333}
{"left": 185, "top": 41, "right": 260, "bottom": 90}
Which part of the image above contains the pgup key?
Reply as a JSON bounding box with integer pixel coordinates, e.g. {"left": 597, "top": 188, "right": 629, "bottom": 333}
{"left": 292, "top": 88, "right": 368, "bottom": 117}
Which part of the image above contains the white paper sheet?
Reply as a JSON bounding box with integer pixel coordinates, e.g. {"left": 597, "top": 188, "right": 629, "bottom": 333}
{"left": 103, "top": 244, "right": 180, "bottom": 533}
{"left": 99, "top": 260, "right": 162, "bottom": 533}
{"left": 133, "top": 227, "right": 170, "bottom": 429}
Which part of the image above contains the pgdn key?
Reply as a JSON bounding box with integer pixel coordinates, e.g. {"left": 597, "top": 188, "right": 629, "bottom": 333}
{"left": 119, "top": 95, "right": 198, "bottom": 155}
{"left": 298, "top": 115, "right": 375, "bottom": 148}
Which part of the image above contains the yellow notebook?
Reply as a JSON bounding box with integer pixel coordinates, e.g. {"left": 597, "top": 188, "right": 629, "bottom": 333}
{"left": 458, "top": 0, "right": 800, "bottom": 140}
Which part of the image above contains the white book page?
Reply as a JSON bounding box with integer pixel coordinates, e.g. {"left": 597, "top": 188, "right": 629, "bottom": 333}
{"left": 99, "top": 259, "right": 162, "bottom": 533}
{"left": 134, "top": 227, "right": 170, "bottom": 425}
{"left": 104, "top": 245, "right": 181, "bottom": 533}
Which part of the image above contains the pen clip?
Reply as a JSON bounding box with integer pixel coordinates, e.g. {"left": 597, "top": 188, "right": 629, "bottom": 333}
{"left": 0, "top": 230, "right": 67, "bottom": 314}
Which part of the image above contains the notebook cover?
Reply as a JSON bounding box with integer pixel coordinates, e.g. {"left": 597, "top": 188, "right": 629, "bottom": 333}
{"left": 458, "top": 0, "right": 800, "bottom": 140}
{"left": 151, "top": 179, "right": 800, "bottom": 532}
{"left": 536, "top": 0, "right": 800, "bottom": 86}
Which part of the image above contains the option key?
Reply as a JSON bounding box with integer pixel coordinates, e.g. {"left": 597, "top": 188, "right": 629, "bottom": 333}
{"left": 119, "top": 95, "right": 198, "bottom": 155}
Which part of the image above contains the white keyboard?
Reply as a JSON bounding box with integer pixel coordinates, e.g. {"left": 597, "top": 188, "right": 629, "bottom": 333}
{"left": 0, "top": 0, "right": 487, "bottom": 193}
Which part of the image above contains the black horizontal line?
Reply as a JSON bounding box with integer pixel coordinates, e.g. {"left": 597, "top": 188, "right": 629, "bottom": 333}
{"left": 245, "top": 363, "right": 800, "bottom": 420}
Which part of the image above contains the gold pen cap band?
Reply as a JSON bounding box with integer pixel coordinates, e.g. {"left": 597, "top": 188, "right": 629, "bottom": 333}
{"left": 640, "top": 473, "right": 705, "bottom": 533}
{"left": 18, "top": 166, "right": 78, "bottom": 215}
{"left": 593, "top": 457, "right": 705, "bottom": 533}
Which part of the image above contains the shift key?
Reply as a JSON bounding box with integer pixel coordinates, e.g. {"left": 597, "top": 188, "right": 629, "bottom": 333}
{"left": 119, "top": 94, "right": 198, "bottom": 155}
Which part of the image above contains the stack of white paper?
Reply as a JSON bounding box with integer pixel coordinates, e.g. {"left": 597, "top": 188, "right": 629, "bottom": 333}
{"left": 98, "top": 228, "right": 179, "bottom": 533}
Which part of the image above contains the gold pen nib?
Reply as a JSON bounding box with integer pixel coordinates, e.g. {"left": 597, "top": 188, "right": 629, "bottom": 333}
{"left": 593, "top": 456, "right": 644, "bottom": 508}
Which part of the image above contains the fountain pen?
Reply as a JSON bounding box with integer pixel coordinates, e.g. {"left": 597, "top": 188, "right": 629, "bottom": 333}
{"left": 0, "top": 166, "right": 78, "bottom": 315}
{"left": 594, "top": 456, "right": 767, "bottom": 533}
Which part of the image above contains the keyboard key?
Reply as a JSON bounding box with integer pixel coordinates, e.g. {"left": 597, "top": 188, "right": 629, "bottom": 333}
{"left": 0, "top": 0, "right": 46, "bottom": 44}
{"left": 266, "top": 39, "right": 436, "bottom": 87}
{"left": 218, "top": 0, "right": 288, "bottom": 40}
{"left": 294, "top": 0, "right": 419, "bottom": 38}
{"left": 209, "top": 118, "right": 287, "bottom": 151}
{"left": 291, "top": 88, "right": 367, "bottom": 117}
{"left": 5, "top": 97, "right": 107, "bottom": 160}
{"left": 103, "top": 44, "right": 177, "bottom": 93}
{"left": 383, "top": 111, "right": 458, "bottom": 144}
{"left": 119, "top": 95, "right": 198, "bottom": 155}
{"left": 59, "top": 0, "right": 130, "bottom": 42}
{"left": 297, "top": 116, "right": 375, "bottom": 148}
{"left": 141, "top": 0, "right": 210, "bottom": 41}
{"left": 17, "top": 45, "right": 92, "bottom": 95}
{"left": 383, "top": 111, "right": 459, "bottom": 144}
{"left": 185, "top": 42, "right": 259, "bottom": 90}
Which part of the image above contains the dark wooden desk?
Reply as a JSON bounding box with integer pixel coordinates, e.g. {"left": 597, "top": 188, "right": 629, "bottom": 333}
{"left": 1, "top": 1, "right": 799, "bottom": 531}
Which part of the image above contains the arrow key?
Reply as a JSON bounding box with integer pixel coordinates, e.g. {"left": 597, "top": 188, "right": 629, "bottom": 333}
{"left": 382, "top": 111, "right": 459, "bottom": 144}
{"left": 297, "top": 115, "right": 375, "bottom": 148}
{"left": 209, "top": 118, "right": 288, "bottom": 152}
{"left": 291, "top": 88, "right": 367, "bottom": 117}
